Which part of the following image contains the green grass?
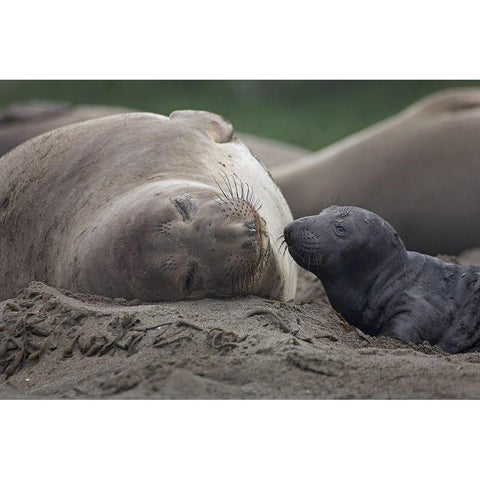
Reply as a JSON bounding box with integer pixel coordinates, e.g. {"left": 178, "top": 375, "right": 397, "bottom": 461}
{"left": 1, "top": 80, "right": 479, "bottom": 150}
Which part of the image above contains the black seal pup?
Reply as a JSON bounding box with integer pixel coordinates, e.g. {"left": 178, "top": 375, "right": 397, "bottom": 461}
{"left": 284, "top": 205, "right": 480, "bottom": 353}
{"left": 0, "top": 101, "right": 310, "bottom": 168}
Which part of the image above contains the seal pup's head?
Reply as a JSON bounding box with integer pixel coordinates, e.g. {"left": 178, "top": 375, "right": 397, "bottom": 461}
{"left": 283, "top": 206, "right": 408, "bottom": 329}
{"left": 284, "top": 206, "right": 406, "bottom": 279}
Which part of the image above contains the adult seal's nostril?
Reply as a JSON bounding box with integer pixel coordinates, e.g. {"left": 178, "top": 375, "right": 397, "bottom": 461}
{"left": 286, "top": 205, "right": 480, "bottom": 354}
{"left": 216, "top": 219, "right": 255, "bottom": 241}
{"left": 244, "top": 219, "right": 256, "bottom": 235}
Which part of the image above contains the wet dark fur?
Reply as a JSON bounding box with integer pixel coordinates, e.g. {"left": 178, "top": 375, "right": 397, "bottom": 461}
{"left": 285, "top": 206, "right": 480, "bottom": 354}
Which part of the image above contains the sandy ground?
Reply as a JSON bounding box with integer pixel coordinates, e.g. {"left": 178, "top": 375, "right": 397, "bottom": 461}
{"left": 2, "top": 251, "right": 480, "bottom": 399}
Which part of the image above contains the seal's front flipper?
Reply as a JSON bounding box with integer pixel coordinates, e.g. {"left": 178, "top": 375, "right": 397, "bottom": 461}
{"left": 378, "top": 315, "right": 422, "bottom": 346}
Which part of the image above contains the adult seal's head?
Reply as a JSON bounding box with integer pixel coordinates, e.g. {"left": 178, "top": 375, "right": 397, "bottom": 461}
{"left": 82, "top": 174, "right": 277, "bottom": 301}
{"left": 0, "top": 110, "right": 297, "bottom": 302}
{"left": 284, "top": 206, "right": 407, "bottom": 331}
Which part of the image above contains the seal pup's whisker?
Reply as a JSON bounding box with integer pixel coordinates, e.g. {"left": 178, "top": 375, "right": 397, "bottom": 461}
{"left": 324, "top": 193, "right": 344, "bottom": 209}
{"left": 276, "top": 238, "right": 287, "bottom": 257}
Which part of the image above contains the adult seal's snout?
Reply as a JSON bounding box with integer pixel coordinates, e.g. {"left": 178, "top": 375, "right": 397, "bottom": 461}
{"left": 286, "top": 205, "right": 480, "bottom": 354}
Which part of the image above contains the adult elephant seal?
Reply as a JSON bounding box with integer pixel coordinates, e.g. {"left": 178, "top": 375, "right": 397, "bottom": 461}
{"left": 0, "top": 101, "right": 130, "bottom": 157}
{"left": 275, "top": 88, "right": 480, "bottom": 255}
{"left": 0, "top": 101, "right": 310, "bottom": 168}
{"left": 0, "top": 111, "right": 297, "bottom": 302}
{"left": 284, "top": 206, "right": 480, "bottom": 354}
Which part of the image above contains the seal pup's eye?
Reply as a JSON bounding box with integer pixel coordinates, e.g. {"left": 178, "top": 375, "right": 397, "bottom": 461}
{"left": 334, "top": 224, "right": 346, "bottom": 236}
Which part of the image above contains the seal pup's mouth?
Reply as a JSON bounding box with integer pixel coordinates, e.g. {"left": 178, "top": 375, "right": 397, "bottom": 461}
{"left": 287, "top": 243, "right": 324, "bottom": 270}
{"left": 283, "top": 221, "right": 325, "bottom": 270}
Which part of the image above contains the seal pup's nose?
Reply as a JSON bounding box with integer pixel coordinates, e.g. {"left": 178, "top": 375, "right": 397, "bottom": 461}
{"left": 284, "top": 222, "right": 295, "bottom": 244}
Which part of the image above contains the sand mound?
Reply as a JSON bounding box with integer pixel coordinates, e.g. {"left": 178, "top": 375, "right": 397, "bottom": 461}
{"left": 2, "top": 268, "right": 480, "bottom": 399}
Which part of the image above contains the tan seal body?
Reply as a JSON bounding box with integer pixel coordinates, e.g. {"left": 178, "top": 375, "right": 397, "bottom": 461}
{"left": 0, "top": 101, "right": 310, "bottom": 168}
{"left": 237, "top": 133, "right": 310, "bottom": 169}
{"left": 0, "top": 102, "right": 130, "bottom": 157}
{"left": 0, "top": 111, "right": 296, "bottom": 301}
{"left": 273, "top": 88, "right": 480, "bottom": 254}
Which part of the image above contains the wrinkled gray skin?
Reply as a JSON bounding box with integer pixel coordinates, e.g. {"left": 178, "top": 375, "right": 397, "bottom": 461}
{"left": 284, "top": 206, "right": 480, "bottom": 353}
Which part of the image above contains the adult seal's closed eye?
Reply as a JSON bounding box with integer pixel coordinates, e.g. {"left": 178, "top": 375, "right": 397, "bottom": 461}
{"left": 0, "top": 110, "right": 297, "bottom": 302}
{"left": 284, "top": 206, "right": 480, "bottom": 354}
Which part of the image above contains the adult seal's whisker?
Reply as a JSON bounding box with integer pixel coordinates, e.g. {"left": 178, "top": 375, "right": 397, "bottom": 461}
{"left": 213, "top": 176, "right": 230, "bottom": 201}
